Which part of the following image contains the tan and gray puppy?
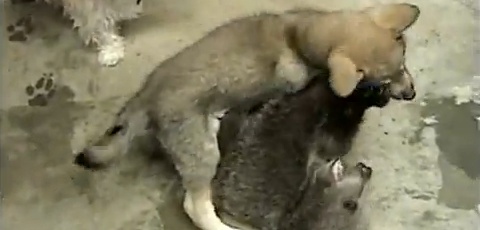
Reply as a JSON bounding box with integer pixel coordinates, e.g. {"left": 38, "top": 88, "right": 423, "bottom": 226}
{"left": 74, "top": 4, "right": 420, "bottom": 230}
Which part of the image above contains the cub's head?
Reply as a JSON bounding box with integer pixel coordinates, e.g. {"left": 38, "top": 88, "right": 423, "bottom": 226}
{"left": 310, "top": 159, "right": 372, "bottom": 229}
{"left": 328, "top": 3, "right": 420, "bottom": 100}
{"left": 279, "top": 158, "right": 372, "bottom": 230}
{"left": 311, "top": 159, "right": 372, "bottom": 214}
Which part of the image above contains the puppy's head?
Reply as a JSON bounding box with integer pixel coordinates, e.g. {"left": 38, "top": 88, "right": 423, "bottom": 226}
{"left": 327, "top": 3, "right": 420, "bottom": 100}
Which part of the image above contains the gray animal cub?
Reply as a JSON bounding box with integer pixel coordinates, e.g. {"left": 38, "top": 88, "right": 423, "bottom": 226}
{"left": 211, "top": 74, "right": 390, "bottom": 230}
{"left": 213, "top": 157, "right": 372, "bottom": 230}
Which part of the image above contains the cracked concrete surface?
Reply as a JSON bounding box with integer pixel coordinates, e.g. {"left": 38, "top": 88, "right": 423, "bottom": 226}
{"left": 1, "top": 0, "right": 479, "bottom": 230}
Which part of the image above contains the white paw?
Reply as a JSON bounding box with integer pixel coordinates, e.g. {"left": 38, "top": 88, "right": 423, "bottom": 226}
{"left": 218, "top": 225, "right": 238, "bottom": 230}
{"left": 98, "top": 44, "right": 125, "bottom": 67}
{"left": 183, "top": 191, "right": 238, "bottom": 230}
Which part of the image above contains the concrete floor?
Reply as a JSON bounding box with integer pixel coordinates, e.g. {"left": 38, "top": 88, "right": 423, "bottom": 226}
{"left": 1, "top": 0, "right": 479, "bottom": 229}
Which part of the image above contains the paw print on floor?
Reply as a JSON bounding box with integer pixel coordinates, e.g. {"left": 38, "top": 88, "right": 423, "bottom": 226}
{"left": 7, "top": 15, "right": 34, "bottom": 42}
{"left": 25, "top": 73, "right": 56, "bottom": 107}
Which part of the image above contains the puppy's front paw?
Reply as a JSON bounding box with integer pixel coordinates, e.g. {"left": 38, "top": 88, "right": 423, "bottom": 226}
{"left": 98, "top": 44, "right": 125, "bottom": 67}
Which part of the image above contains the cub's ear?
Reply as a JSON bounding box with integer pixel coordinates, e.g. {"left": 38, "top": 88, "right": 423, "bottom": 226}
{"left": 311, "top": 158, "right": 343, "bottom": 185}
{"left": 321, "top": 158, "right": 344, "bottom": 184}
{"left": 365, "top": 3, "right": 420, "bottom": 33}
{"left": 328, "top": 51, "right": 363, "bottom": 97}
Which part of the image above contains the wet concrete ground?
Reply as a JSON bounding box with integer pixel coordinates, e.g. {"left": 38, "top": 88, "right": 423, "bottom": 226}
{"left": 1, "top": 0, "right": 479, "bottom": 230}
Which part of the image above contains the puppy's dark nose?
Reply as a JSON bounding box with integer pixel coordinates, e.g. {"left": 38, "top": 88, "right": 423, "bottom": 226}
{"left": 401, "top": 84, "right": 416, "bottom": 100}
{"left": 402, "top": 90, "right": 416, "bottom": 100}
{"left": 356, "top": 162, "right": 372, "bottom": 179}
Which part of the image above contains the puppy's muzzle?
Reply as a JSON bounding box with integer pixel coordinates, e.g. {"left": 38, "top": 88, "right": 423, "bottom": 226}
{"left": 401, "top": 83, "right": 416, "bottom": 100}
{"left": 390, "top": 82, "right": 416, "bottom": 101}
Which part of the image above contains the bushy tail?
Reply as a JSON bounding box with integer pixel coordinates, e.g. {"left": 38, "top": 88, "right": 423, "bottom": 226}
{"left": 74, "top": 97, "right": 149, "bottom": 169}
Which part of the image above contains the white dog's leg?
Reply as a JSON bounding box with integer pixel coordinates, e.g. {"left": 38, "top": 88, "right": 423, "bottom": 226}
{"left": 61, "top": 0, "right": 128, "bottom": 67}
{"left": 97, "top": 31, "right": 125, "bottom": 67}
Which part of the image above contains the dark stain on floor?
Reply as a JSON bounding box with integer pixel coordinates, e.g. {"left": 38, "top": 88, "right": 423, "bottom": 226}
{"left": 423, "top": 98, "right": 480, "bottom": 179}
{"left": 25, "top": 73, "right": 57, "bottom": 107}
{"left": 7, "top": 15, "right": 35, "bottom": 42}
{"left": 421, "top": 98, "right": 480, "bottom": 210}
{"left": 2, "top": 82, "right": 90, "bottom": 202}
{"left": 8, "top": 83, "right": 78, "bottom": 153}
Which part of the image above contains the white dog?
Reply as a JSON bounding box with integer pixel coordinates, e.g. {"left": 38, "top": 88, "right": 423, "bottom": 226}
{"left": 31, "top": 0, "right": 143, "bottom": 66}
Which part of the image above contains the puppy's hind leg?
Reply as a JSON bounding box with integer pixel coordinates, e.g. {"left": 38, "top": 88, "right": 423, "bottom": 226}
{"left": 158, "top": 114, "right": 237, "bottom": 230}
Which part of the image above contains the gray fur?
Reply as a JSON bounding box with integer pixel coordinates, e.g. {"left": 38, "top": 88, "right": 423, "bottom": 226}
{"left": 210, "top": 75, "right": 387, "bottom": 230}
{"left": 213, "top": 151, "right": 371, "bottom": 230}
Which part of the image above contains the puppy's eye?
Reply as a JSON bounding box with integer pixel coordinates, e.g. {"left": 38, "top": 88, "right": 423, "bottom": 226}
{"left": 395, "top": 35, "right": 405, "bottom": 43}
{"left": 343, "top": 200, "right": 358, "bottom": 211}
{"left": 356, "top": 69, "right": 365, "bottom": 75}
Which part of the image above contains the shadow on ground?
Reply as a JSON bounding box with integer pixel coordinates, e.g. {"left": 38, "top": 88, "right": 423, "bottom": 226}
{"left": 0, "top": 81, "right": 198, "bottom": 230}
{"left": 419, "top": 98, "right": 480, "bottom": 210}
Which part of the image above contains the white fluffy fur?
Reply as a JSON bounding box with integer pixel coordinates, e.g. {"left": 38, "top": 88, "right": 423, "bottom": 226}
{"left": 44, "top": 0, "right": 143, "bottom": 66}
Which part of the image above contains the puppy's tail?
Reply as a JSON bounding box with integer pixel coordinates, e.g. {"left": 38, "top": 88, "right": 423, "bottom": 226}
{"left": 74, "top": 95, "right": 149, "bottom": 170}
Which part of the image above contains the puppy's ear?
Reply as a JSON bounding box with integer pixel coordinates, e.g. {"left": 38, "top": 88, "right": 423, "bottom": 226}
{"left": 366, "top": 3, "right": 420, "bottom": 33}
{"left": 328, "top": 51, "right": 363, "bottom": 97}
